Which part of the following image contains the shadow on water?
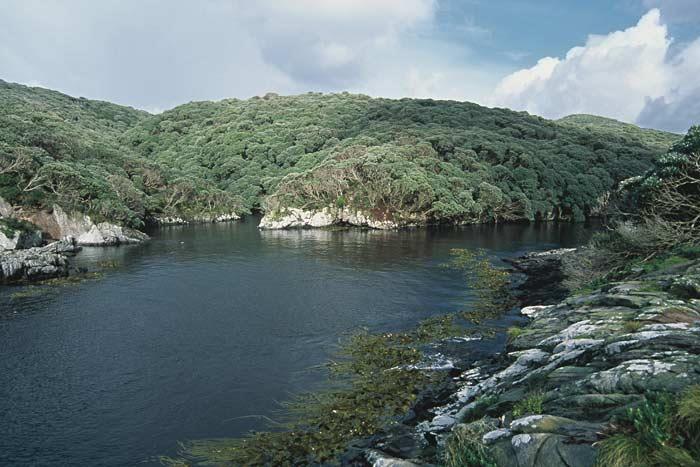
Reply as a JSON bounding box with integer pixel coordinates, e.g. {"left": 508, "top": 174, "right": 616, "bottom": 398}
{"left": 0, "top": 216, "right": 596, "bottom": 466}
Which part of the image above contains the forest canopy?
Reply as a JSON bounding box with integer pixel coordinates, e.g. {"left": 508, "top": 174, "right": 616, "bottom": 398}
{"left": 0, "top": 80, "right": 681, "bottom": 228}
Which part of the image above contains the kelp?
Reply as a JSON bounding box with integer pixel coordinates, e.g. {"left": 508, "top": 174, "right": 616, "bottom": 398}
{"left": 163, "top": 250, "right": 513, "bottom": 466}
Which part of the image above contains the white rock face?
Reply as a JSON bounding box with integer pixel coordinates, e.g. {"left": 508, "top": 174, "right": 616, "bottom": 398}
{"left": 0, "top": 197, "right": 14, "bottom": 218}
{"left": 51, "top": 205, "right": 148, "bottom": 246}
{"left": 482, "top": 428, "right": 513, "bottom": 445}
{"left": 153, "top": 213, "right": 241, "bottom": 225}
{"left": 520, "top": 305, "right": 553, "bottom": 319}
{"left": 0, "top": 239, "right": 78, "bottom": 283}
{"left": 259, "top": 207, "right": 423, "bottom": 230}
{"left": 0, "top": 227, "right": 42, "bottom": 251}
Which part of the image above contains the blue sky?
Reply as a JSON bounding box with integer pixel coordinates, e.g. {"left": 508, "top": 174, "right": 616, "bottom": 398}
{"left": 433, "top": 0, "right": 698, "bottom": 64}
{"left": 1, "top": 0, "right": 699, "bottom": 131}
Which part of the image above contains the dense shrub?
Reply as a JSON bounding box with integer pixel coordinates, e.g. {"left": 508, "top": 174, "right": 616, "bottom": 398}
{"left": 563, "top": 126, "right": 699, "bottom": 290}
{"left": 596, "top": 387, "right": 700, "bottom": 467}
{"left": 0, "top": 80, "right": 679, "bottom": 228}
{"left": 130, "top": 94, "right": 675, "bottom": 224}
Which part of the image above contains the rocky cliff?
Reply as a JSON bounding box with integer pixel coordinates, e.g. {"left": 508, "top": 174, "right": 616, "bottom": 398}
{"left": 26, "top": 205, "right": 149, "bottom": 246}
{"left": 1, "top": 197, "right": 150, "bottom": 247}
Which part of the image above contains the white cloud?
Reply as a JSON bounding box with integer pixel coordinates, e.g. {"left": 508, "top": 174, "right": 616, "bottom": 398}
{"left": 636, "top": 37, "right": 700, "bottom": 132}
{"left": 491, "top": 10, "right": 670, "bottom": 122}
{"left": 490, "top": 9, "right": 699, "bottom": 132}
{"left": 2, "top": 0, "right": 499, "bottom": 110}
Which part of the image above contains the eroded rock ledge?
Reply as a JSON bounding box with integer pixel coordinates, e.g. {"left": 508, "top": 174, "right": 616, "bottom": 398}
{"left": 0, "top": 238, "right": 81, "bottom": 283}
{"left": 259, "top": 207, "right": 425, "bottom": 230}
{"left": 150, "top": 213, "right": 240, "bottom": 226}
{"left": 347, "top": 254, "right": 700, "bottom": 466}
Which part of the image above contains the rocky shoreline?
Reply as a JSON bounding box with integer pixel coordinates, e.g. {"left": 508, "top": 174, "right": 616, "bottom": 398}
{"left": 258, "top": 207, "right": 424, "bottom": 230}
{"left": 0, "top": 238, "right": 82, "bottom": 284}
{"left": 343, "top": 249, "right": 700, "bottom": 466}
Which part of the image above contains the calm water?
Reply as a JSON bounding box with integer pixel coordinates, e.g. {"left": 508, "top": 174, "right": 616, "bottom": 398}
{"left": 0, "top": 217, "right": 593, "bottom": 466}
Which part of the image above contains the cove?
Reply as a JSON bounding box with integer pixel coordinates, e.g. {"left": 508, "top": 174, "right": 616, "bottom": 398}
{"left": 0, "top": 216, "right": 594, "bottom": 466}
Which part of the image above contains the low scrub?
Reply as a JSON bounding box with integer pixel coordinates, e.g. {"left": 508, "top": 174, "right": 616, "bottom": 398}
{"left": 564, "top": 126, "right": 700, "bottom": 289}
{"left": 596, "top": 386, "right": 700, "bottom": 467}
{"left": 443, "top": 419, "right": 498, "bottom": 467}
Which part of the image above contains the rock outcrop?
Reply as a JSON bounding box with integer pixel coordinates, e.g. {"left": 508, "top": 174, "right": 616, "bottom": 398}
{"left": 259, "top": 207, "right": 424, "bottom": 230}
{"left": 151, "top": 212, "right": 240, "bottom": 225}
{"left": 0, "top": 238, "right": 80, "bottom": 283}
{"left": 348, "top": 255, "right": 700, "bottom": 466}
{"left": 1, "top": 197, "right": 43, "bottom": 250}
{"left": 0, "top": 226, "right": 42, "bottom": 251}
{"left": 506, "top": 248, "right": 577, "bottom": 304}
{"left": 27, "top": 205, "right": 148, "bottom": 246}
{"left": 0, "top": 197, "right": 15, "bottom": 218}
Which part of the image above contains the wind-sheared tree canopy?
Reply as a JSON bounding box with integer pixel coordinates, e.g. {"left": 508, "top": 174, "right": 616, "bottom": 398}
{"left": 0, "top": 80, "right": 681, "bottom": 228}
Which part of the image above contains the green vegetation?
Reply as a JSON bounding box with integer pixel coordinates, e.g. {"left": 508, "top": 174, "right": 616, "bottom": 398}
{"left": 0, "top": 217, "right": 36, "bottom": 237}
{"left": 443, "top": 419, "right": 498, "bottom": 467}
{"left": 596, "top": 387, "right": 700, "bottom": 467}
{"left": 558, "top": 114, "right": 679, "bottom": 152}
{"left": 0, "top": 80, "right": 680, "bottom": 231}
{"left": 622, "top": 320, "right": 644, "bottom": 333}
{"left": 0, "top": 80, "right": 243, "bottom": 227}
{"left": 165, "top": 322, "right": 461, "bottom": 465}
{"left": 506, "top": 326, "right": 524, "bottom": 341}
{"left": 564, "top": 126, "right": 700, "bottom": 290}
{"left": 559, "top": 126, "right": 700, "bottom": 465}
{"left": 512, "top": 390, "right": 545, "bottom": 418}
{"left": 135, "top": 94, "right": 675, "bottom": 225}
{"left": 444, "top": 248, "right": 512, "bottom": 318}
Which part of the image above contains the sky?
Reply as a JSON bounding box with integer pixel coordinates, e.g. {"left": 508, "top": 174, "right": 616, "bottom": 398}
{"left": 1, "top": 0, "right": 699, "bottom": 132}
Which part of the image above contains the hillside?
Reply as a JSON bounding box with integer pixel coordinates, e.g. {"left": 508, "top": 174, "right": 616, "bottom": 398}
{"left": 126, "top": 94, "right": 679, "bottom": 225}
{"left": 558, "top": 114, "right": 680, "bottom": 151}
{"left": 0, "top": 80, "right": 243, "bottom": 229}
{"left": 0, "top": 81, "right": 682, "bottom": 231}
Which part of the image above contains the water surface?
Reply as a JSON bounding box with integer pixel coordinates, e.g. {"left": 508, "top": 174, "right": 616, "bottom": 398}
{"left": 0, "top": 217, "right": 593, "bottom": 466}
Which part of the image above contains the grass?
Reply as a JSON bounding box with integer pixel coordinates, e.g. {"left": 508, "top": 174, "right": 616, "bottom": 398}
{"left": 512, "top": 390, "right": 545, "bottom": 418}
{"left": 677, "top": 385, "right": 700, "bottom": 426}
{"left": 596, "top": 388, "right": 700, "bottom": 467}
{"left": 443, "top": 419, "right": 498, "bottom": 467}
{"left": 623, "top": 321, "right": 644, "bottom": 333}
{"left": 506, "top": 326, "right": 523, "bottom": 341}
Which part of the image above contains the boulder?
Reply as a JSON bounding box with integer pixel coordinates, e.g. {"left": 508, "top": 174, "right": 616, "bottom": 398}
{"left": 506, "top": 249, "right": 576, "bottom": 305}
{"left": 0, "top": 196, "right": 14, "bottom": 217}
{"left": 490, "top": 433, "right": 597, "bottom": 467}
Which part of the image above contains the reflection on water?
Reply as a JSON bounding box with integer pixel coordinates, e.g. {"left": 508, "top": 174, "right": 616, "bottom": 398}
{"left": 0, "top": 216, "right": 595, "bottom": 466}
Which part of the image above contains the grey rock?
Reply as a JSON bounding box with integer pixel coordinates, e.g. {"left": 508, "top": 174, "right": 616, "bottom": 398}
{"left": 491, "top": 433, "right": 597, "bottom": 467}
{"left": 259, "top": 206, "right": 425, "bottom": 230}
{"left": 0, "top": 227, "right": 42, "bottom": 250}
{"left": 28, "top": 205, "right": 148, "bottom": 246}
{"left": 366, "top": 449, "right": 422, "bottom": 467}
{"left": 0, "top": 240, "right": 76, "bottom": 283}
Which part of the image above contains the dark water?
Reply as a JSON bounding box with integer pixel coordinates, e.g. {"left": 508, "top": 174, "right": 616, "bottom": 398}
{"left": 0, "top": 217, "right": 594, "bottom": 466}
